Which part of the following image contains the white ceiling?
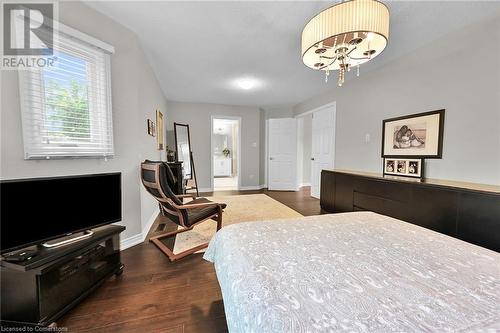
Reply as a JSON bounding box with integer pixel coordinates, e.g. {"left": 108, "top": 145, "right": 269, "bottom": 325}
{"left": 86, "top": 1, "right": 500, "bottom": 108}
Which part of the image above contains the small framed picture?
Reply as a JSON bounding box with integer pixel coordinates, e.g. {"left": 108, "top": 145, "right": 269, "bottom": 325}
{"left": 147, "top": 119, "right": 155, "bottom": 136}
{"left": 156, "top": 110, "right": 164, "bottom": 150}
{"left": 384, "top": 158, "right": 423, "bottom": 179}
{"left": 397, "top": 160, "right": 407, "bottom": 174}
{"left": 385, "top": 159, "right": 395, "bottom": 173}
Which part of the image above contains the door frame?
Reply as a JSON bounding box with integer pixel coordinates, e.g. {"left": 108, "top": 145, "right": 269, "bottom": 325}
{"left": 210, "top": 115, "right": 242, "bottom": 192}
{"left": 264, "top": 119, "right": 269, "bottom": 189}
{"left": 295, "top": 101, "right": 336, "bottom": 198}
{"left": 295, "top": 101, "right": 336, "bottom": 118}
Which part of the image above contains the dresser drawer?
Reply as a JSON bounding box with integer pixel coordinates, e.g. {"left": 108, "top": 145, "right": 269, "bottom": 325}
{"left": 353, "top": 191, "right": 409, "bottom": 222}
{"left": 354, "top": 178, "right": 412, "bottom": 202}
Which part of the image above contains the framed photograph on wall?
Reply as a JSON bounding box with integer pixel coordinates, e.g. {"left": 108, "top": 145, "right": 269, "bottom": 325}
{"left": 384, "top": 158, "right": 423, "bottom": 179}
{"left": 156, "top": 110, "right": 164, "bottom": 150}
{"left": 382, "top": 109, "right": 445, "bottom": 158}
{"left": 147, "top": 119, "right": 155, "bottom": 136}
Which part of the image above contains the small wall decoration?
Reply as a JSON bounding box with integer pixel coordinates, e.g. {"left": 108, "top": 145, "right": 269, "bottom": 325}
{"left": 147, "top": 119, "right": 155, "bottom": 136}
{"left": 384, "top": 158, "right": 423, "bottom": 179}
{"left": 156, "top": 110, "right": 164, "bottom": 150}
{"left": 382, "top": 109, "right": 445, "bottom": 158}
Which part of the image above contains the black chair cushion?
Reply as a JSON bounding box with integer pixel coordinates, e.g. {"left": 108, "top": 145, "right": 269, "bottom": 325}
{"left": 185, "top": 198, "right": 226, "bottom": 227}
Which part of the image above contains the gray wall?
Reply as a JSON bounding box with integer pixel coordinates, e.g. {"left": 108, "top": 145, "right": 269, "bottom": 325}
{"left": 263, "top": 106, "right": 294, "bottom": 119}
{"left": 294, "top": 16, "right": 500, "bottom": 185}
{"left": 302, "top": 114, "right": 312, "bottom": 184}
{"left": 166, "top": 101, "right": 261, "bottom": 190}
{"left": 0, "top": 1, "right": 168, "bottom": 239}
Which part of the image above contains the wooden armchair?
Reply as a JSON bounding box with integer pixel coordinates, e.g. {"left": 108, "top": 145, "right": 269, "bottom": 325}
{"left": 141, "top": 161, "right": 227, "bottom": 261}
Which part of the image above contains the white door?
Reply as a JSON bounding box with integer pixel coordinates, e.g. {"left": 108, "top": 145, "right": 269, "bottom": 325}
{"left": 268, "top": 118, "right": 298, "bottom": 191}
{"left": 311, "top": 106, "right": 335, "bottom": 198}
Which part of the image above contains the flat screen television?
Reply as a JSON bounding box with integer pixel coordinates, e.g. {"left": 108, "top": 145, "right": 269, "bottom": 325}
{"left": 1, "top": 173, "right": 121, "bottom": 253}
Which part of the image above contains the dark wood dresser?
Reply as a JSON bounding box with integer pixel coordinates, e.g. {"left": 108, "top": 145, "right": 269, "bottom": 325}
{"left": 320, "top": 169, "right": 500, "bottom": 252}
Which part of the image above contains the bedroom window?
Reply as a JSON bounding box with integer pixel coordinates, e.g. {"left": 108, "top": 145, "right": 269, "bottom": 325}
{"left": 19, "top": 23, "right": 114, "bottom": 159}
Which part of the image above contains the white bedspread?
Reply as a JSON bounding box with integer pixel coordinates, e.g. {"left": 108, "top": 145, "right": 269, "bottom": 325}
{"left": 203, "top": 212, "right": 500, "bottom": 333}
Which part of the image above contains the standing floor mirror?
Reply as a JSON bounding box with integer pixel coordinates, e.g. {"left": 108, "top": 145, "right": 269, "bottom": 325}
{"left": 174, "top": 123, "right": 199, "bottom": 196}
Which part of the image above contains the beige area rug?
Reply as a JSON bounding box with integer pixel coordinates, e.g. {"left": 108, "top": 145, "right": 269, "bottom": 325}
{"left": 172, "top": 194, "right": 303, "bottom": 254}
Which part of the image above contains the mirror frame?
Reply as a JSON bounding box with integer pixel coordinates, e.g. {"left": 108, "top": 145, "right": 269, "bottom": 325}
{"left": 173, "top": 122, "right": 193, "bottom": 180}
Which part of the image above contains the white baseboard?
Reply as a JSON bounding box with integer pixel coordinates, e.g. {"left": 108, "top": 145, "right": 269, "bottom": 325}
{"left": 120, "top": 208, "right": 159, "bottom": 250}
{"left": 199, "top": 185, "right": 268, "bottom": 192}
{"left": 300, "top": 182, "right": 311, "bottom": 187}
{"left": 239, "top": 184, "right": 267, "bottom": 191}
{"left": 120, "top": 233, "right": 143, "bottom": 251}
{"left": 141, "top": 207, "right": 159, "bottom": 241}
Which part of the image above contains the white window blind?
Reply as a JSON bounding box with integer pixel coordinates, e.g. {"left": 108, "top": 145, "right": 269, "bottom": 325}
{"left": 19, "top": 24, "right": 114, "bottom": 159}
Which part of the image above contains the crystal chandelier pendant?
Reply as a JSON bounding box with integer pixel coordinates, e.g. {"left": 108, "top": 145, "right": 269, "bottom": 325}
{"left": 338, "top": 68, "right": 345, "bottom": 87}
{"left": 301, "top": 0, "right": 390, "bottom": 86}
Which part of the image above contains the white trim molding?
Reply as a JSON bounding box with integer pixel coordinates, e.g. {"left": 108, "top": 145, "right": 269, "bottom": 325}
{"left": 120, "top": 207, "right": 159, "bottom": 250}
{"left": 239, "top": 184, "right": 267, "bottom": 191}
{"left": 294, "top": 101, "right": 337, "bottom": 118}
{"left": 120, "top": 233, "right": 143, "bottom": 251}
{"left": 141, "top": 207, "right": 159, "bottom": 241}
{"left": 57, "top": 20, "right": 115, "bottom": 54}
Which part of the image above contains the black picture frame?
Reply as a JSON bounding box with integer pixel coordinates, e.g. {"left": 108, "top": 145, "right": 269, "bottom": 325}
{"left": 381, "top": 109, "right": 445, "bottom": 158}
{"left": 383, "top": 158, "right": 424, "bottom": 179}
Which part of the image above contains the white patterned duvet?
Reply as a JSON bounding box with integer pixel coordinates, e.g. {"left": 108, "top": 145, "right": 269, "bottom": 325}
{"left": 204, "top": 211, "right": 500, "bottom": 333}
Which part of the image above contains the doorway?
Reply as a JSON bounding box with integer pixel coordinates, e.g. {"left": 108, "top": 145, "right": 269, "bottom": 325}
{"left": 211, "top": 117, "right": 241, "bottom": 191}
{"left": 294, "top": 102, "right": 336, "bottom": 198}
{"left": 296, "top": 115, "right": 313, "bottom": 189}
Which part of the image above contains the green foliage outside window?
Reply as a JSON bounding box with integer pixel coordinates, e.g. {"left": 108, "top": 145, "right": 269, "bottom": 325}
{"left": 45, "top": 79, "right": 90, "bottom": 141}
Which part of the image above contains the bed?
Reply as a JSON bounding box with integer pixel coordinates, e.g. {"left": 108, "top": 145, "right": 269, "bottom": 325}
{"left": 203, "top": 212, "right": 500, "bottom": 332}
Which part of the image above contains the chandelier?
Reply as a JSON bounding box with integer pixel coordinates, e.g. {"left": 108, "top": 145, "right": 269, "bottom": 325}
{"left": 301, "top": 0, "right": 389, "bottom": 86}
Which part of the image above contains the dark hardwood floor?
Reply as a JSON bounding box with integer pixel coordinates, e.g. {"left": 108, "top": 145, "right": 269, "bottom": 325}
{"left": 58, "top": 187, "right": 322, "bottom": 332}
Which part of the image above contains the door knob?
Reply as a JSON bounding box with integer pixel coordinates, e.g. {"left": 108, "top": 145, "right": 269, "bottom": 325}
{"left": 269, "top": 157, "right": 274, "bottom": 160}
{"left": 311, "top": 157, "right": 315, "bottom": 161}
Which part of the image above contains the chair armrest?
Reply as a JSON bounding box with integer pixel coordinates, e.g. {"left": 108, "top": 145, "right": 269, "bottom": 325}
{"left": 180, "top": 202, "right": 223, "bottom": 209}
{"left": 176, "top": 194, "right": 196, "bottom": 199}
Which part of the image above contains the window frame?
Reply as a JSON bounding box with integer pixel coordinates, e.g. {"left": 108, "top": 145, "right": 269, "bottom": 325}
{"left": 18, "top": 17, "right": 115, "bottom": 160}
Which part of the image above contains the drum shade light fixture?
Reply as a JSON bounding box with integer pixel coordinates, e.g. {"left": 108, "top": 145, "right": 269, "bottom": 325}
{"left": 302, "top": 0, "right": 389, "bottom": 86}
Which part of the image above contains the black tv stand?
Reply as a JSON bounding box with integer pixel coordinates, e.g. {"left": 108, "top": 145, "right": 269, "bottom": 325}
{"left": 1, "top": 225, "right": 125, "bottom": 327}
